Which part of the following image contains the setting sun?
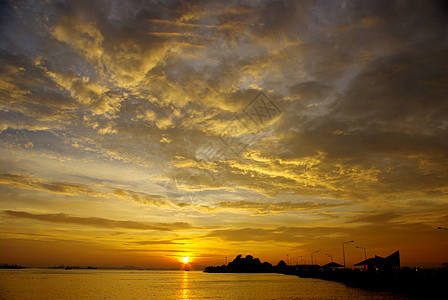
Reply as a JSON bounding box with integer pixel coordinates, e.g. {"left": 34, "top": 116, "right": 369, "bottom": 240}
{"left": 182, "top": 257, "right": 190, "bottom": 264}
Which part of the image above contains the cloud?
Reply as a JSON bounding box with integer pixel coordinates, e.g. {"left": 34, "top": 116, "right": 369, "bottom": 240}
{"left": 0, "top": 0, "right": 446, "bottom": 202}
{"left": 205, "top": 225, "right": 354, "bottom": 245}
{"left": 0, "top": 173, "right": 197, "bottom": 209}
{"left": 346, "top": 212, "right": 400, "bottom": 224}
{"left": 288, "top": 81, "right": 334, "bottom": 102}
{"left": 206, "top": 227, "right": 292, "bottom": 243}
{"left": 216, "top": 200, "right": 347, "bottom": 213}
{"left": 112, "top": 188, "right": 169, "bottom": 207}
{"left": 204, "top": 219, "right": 446, "bottom": 260}
{"left": 0, "top": 173, "right": 103, "bottom": 197}
{"left": 3, "top": 210, "right": 192, "bottom": 231}
{"left": 130, "top": 240, "right": 186, "bottom": 245}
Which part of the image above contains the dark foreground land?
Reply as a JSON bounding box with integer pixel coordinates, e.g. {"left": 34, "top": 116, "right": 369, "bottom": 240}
{"left": 204, "top": 255, "right": 448, "bottom": 299}
{"left": 283, "top": 267, "right": 448, "bottom": 299}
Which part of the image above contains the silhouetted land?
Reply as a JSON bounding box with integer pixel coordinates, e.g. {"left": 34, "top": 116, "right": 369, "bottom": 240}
{"left": 283, "top": 266, "right": 448, "bottom": 299}
{"left": 47, "top": 265, "right": 97, "bottom": 270}
{"left": 204, "top": 254, "right": 286, "bottom": 273}
{"left": 204, "top": 255, "right": 448, "bottom": 299}
{"left": 0, "top": 264, "right": 23, "bottom": 269}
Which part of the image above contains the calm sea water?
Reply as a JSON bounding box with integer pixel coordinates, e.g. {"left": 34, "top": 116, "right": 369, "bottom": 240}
{"left": 0, "top": 269, "right": 411, "bottom": 299}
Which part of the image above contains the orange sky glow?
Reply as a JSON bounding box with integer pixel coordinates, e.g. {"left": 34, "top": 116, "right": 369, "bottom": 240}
{"left": 0, "top": 0, "right": 448, "bottom": 269}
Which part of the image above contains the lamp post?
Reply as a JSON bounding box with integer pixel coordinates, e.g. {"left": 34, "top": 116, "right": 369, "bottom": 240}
{"left": 325, "top": 254, "right": 333, "bottom": 262}
{"left": 356, "top": 246, "right": 367, "bottom": 260}
{"left": 342, "top": 240, "right": 354, "bottom": 268}
{"left": 311, "top": 251, "right": 319, "bottom": 265}
{"left": 438, "top": 227, "right": 448, "bottom": 230}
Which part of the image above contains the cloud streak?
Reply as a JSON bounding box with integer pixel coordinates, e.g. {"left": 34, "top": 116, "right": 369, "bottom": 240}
{"left": 3, "top": 210, "right": 192, "bottom": 231}
{"left": 0, "top": 173, "right": 105, "bottom": 197}
{"left": 215, "top": 200, "right": 347, "bottom": 213}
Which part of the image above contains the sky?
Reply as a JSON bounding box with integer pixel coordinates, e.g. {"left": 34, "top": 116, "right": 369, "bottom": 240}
{"left": 0, "top": 0, "right": 448, "bottom": 269}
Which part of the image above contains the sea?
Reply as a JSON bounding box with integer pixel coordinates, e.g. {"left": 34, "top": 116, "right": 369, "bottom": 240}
{"left": 0, "top": 269, "right": 412, "bottom": 299}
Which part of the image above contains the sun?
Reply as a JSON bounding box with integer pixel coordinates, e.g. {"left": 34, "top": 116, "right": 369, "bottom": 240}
{"left": 182, "top": 256, "right": 190, "bottom": 264}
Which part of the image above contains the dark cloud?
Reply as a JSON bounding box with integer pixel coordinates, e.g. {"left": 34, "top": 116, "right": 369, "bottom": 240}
{"left": 346, "top": 212, "right": 400, "bottom": 224}
{"left": 288, "top": 81, "right": 334, "bottom": 102}
{"left": 3, "top": 210, "right": 192, "bottom": 231}
{"left": 332, "top": 49, "right": 448, "bottom": 128}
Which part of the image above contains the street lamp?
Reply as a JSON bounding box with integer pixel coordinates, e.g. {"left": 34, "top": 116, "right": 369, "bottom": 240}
{"left": 342, "top": 240, "right": 354, "bottom": 268}
{"left": 311, "top": 251, "right": 319, "bottom": 265}
{"left": 325, "top": 254, "right": 333, "bottom": 262}
{"left": 438, "top": 227, "right": 448, "bottom": 231}
{"left": 356, "top": 246, "right": 367, "bottom": 260}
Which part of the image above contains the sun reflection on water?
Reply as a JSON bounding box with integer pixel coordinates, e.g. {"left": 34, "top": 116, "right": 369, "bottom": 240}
{"left": 181, "top": 271, "right": 190, "bottom": 300}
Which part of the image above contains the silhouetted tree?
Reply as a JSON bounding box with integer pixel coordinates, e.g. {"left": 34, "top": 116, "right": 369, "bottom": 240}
{"left": 276, "top": 260, "right": 287, "bottom": 272}
{"left": 204, "top": 254, "right": 274, "bottom": 273}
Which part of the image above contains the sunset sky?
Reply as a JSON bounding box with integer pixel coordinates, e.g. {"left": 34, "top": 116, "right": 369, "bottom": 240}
{"left": 1, "top": 0, "right": 448, "bottom": 269}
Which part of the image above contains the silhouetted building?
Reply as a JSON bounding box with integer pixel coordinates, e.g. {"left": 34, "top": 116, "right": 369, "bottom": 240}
{"left": 354, "top": 250, "right": 400, "bottom": 272}
{"left": 322, "top": 262, "right": 343, "bottom": 270}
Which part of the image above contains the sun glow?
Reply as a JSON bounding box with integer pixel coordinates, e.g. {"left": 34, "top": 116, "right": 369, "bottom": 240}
{"left": 182, "top": 256, "right": 190, "bottom": 264}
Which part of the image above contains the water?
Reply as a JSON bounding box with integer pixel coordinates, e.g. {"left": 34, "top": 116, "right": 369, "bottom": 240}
{"left": 0, "top": 269, "right": 411, "bottom": 299}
